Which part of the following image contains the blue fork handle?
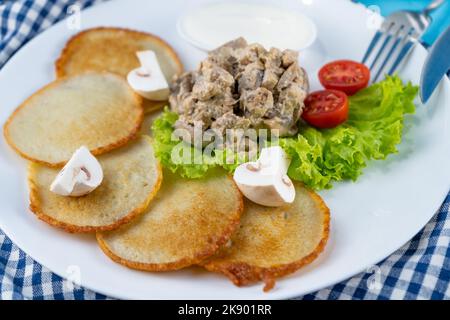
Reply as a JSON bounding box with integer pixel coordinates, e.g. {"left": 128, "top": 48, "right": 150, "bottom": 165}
{"left": 355, "top": 0, "right": 449, "bottom": 45}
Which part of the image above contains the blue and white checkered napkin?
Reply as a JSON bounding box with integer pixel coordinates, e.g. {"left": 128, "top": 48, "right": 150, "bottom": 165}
{"left": 1, "top": 0, "right": 449, "bottom": 300}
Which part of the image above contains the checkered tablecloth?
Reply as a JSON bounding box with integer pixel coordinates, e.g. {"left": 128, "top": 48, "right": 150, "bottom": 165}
{"left": 1, "top": 0, "right": 449, "bottom": 300}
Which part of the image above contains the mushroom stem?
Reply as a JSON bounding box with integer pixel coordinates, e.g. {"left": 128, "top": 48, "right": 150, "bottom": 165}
{"left": 282, "top": 174, "right": 292, "bottom": 186}
{"left": 246, "top": 162, "right": 261, "bottom": 172}
{"left": 233, "top": 146, "right": 296, "bottom": 207}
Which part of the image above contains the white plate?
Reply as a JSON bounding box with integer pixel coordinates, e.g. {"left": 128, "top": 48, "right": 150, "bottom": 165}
{"left": 0, "top": 0, "right": 449, "bottom": 300}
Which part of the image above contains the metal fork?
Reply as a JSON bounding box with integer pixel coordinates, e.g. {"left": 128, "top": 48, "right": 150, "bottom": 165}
{"left": 362, "top": 0, "right": 446, "bottom": 83}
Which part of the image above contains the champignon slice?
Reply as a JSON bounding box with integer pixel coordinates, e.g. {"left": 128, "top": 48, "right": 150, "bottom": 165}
{"left": 281, "top": 49, "right": 299, "bottom": 68}
{"left": 127, "top": 51, "right": 170, "bottom": 101}
{"left": 240, "top": 87, "right": 274, "bottom": 122}
{"left": 192, "top": 65, "right": 234, "bottom": 101}
{"left": 237, "top": 62, "right": 264, "bottom": 92}
{"left": 263, "top": 117, "right": 298, "bottom": 136}
{"left": 262, "top": 69, "right": 280, "bottom": 91}
{"left": 211, "top": 112, "right": 251, "bottom": 135}
{"left": 169, "top": 72, "right": 196, "bottom": 113}
{"left": 233, "top": 146, "right": 295, "bottom": 207}
{"left": 277, "top": 62, "right": 305, "bottom": 91}
{"left": 50, "top": 146, "right": 103, "bottom": 197}
{"left": 213, "top": 37, "right": 248, "bottom": 52}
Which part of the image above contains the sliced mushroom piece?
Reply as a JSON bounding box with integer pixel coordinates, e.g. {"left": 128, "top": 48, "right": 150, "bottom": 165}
{"left": 233, "top": 146, "right": 295, "bottom": 207}
{"left": 127, "top": 50, "right": 170, "bottom": 101}
{"left": 50, "top": 146, "right": 103, "bottom": 197}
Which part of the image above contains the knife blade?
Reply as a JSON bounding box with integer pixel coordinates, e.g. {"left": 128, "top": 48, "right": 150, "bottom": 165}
{"left": 420, "top": 26, "right": 450, "bottom": 104}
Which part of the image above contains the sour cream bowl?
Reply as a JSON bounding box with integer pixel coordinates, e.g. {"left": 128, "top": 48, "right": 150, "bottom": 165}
{"left": 177, "top": 1, "right": 318, "bottom": 53}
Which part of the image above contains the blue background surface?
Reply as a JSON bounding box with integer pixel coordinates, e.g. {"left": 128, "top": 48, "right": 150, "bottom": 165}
{"left": 357, "top": 0, "right": 450, "bottom": 45}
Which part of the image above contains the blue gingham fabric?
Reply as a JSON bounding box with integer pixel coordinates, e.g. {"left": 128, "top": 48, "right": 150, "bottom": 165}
{"left": 0, "top": 0, "right": 449, "bottom": 300}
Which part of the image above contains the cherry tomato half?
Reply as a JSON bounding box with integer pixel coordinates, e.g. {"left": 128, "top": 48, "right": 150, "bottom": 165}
{"left": 302, "top": 90, "right": 349, "bottom": 129}
{"left": 318, "top": 60, "right": 370, "bottom": 95}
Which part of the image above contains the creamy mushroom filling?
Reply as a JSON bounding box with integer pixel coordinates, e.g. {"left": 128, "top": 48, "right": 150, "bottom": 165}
{"left": 169, "top": 38, "right": 309, "bottom": 144}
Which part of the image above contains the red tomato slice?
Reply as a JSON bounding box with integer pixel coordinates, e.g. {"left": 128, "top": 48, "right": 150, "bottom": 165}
{"left": 302, "top": 90, "right": 349, "bottom": 129}
{"left": 319, "top": 60, "right": 370, "bottom": 95}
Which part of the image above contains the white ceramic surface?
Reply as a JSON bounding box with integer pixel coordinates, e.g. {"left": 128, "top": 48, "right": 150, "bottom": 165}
{"left": 0, "top": 0, "right": 449, "bottom": 299}
{"left": 176, "top": 0, "right": 318, "bottom": 52}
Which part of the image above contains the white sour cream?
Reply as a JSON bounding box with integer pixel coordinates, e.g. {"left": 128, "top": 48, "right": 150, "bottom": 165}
{"left": 177, "top": 2, "right": 317, "bottom": 51}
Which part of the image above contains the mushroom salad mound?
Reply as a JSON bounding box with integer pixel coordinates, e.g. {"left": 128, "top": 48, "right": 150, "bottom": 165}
{"left": 169, "top": 38, "right": 309, "bottom": 137}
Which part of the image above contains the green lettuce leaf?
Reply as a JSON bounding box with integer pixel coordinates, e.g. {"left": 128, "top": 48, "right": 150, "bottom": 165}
{"left": 152, "top": 109, "right": 215, "bottom": 178}
{"left": 279, "top": 75, "right": 417, "bottom": 189}
{"left": 151, "top": 75, "right": 418, "bottom": 189}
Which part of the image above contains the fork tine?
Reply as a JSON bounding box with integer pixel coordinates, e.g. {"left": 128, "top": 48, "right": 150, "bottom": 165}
{"left": 368, "top": 23, "right": 395, "bottom": 71}
{"left": 362, "top": 31, "right": 383, "bottom": 64}
{"left": 387, "top": 31, "right": 416, "bottom": 76}
{"left": 372, "top": 26, "right": 405, "bottom": 83}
